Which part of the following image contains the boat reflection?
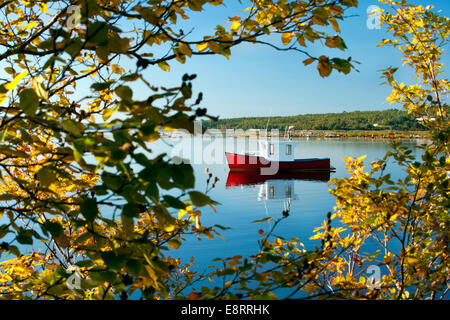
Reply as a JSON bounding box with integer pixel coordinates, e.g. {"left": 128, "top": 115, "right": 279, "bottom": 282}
{"left": 225, "top": 171, "right": 331, "bottom": 188}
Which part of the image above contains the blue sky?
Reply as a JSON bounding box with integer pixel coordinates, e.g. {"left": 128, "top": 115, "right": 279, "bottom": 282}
{"left": 136, "top": 0, "right": 450, "bottom": 119}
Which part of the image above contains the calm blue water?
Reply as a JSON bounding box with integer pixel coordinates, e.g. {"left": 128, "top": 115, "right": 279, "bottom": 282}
{"left": 157, "top": 137, "right": 424, "bottom": 270}
{"left": 0, "top": 137, "right": 426, "bottom": 297}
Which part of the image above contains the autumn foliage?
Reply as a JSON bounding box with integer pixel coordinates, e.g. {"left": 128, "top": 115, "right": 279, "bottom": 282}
{"left": 0, "top": 0, "right": 448, "bottom": 300}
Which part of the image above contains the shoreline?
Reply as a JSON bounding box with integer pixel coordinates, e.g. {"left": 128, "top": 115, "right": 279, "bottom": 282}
{"left": 161, "top": 129, "right": 430, "bottom": 141}
{"left": 283, "top": 129, "right": 429, "bottom": 141}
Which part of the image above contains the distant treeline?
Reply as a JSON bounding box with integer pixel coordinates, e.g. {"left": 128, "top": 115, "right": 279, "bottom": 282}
{"left": 203, "top": 109, "right": 426, "bottom": 131}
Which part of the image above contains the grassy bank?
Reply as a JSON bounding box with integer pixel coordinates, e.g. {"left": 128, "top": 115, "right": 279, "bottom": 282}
{"left": 287, "top": 129, "right": 430, "bottom": 140}
{"left": 197, "top": 129, "right": 431, "bottom": 140}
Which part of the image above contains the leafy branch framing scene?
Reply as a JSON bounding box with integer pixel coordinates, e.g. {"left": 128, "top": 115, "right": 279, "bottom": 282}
{"left": 0, "top": 0, "right": 448, "bottom": 302}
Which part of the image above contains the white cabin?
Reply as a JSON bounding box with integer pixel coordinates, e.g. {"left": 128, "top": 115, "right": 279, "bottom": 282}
{"left": 258, "top": 140, "right": 299, "bottom": 162}
{"left": 257, "top": 179, "right": 297, "bottom": 201}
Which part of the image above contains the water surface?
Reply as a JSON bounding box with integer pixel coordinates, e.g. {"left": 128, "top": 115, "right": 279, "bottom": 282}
{"left": 163, "top": 137, "right": 423, "bottom": 270}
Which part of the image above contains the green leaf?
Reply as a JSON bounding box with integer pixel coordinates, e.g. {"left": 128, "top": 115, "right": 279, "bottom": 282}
{"left": 189, "top": 191, "right": 213, "bottom": 207}
{"left": 0, "top": 127, "right": 8, "bottom": 142}
{"left": 110, "top": 148, "right": 127, "bottom": 161}
{"left": 145, "top": 182, "right": 159, "bottom": 200}
{"left": 172, "top": 164, "right": 195, "bottom": 189}
{"left": 331, "top": 58, "right": 351, "bottom": 74}
{"left": 61, "top": 119, "right": 83, "bottom": 137}
{"left": 0, "top": 224, "right": 9, "bottom": 235}
{"left": 126, "top": 259, "right": 143, "bottom": 276}
{"left": 72, "top": 142, "right": 84, "bottom": 163}
{"left": 221, "top": 268, "right": 235, "bottom": 276}
{"left": 75, "top": 260, "right": 94, "bottom": 268}
{"left": 7, "top": 245, "right": 20, "bottom": 256}
{"left": 102, "top": 172, "right": 123, "bottom": 191}
{"left": 19, "top": 88, "right": 39, "bottom": 116}
{"left": 80, "top": 198, "right": 98, "bottom": 222}
{"left": 101, "top": 251, "right": 124, "bottom": 270}
{"left": 153, "top": 205, "right": 175, "bottom": 228}
{"left": 312, "top": 7, "right": 329, "bottom": 24}
{"left": 122, "top": 203, "right": 141, "bottom": 218}
{"left": 36, "top": 166, "right": 57, "bottom": 188}
{"left": 120, "top": 73, "right": 139, "bottom": 82}
{"left": 78, "top": 136, "right": 96, "bottom": 147}
{"left": 91, "top": 81, "right": 115, "bottom": 91}
{"left": 64, "top": 39, "right": 83, "bottom": 57}
{"left": 325, "top": 36, "right": 347, "bottom": 51}
{"left": 163, "top": 195, "right": 186, "bottom": 209}
{"left": 214, "top": 224, "right": 231, "bottom": 230}
{"left": 251, "top": 217, "right": 273, "bottom": 223}
{"left": 20, "top": 129, "right": 33, "bottom": 143}
{"left": 16, "top": 230, "right": 33, "bottom": 245}
{"left": 87, "top": 21, "right": 109, "bottom": 45}
{"left": 90, "top": 270, "right": 116, "bottom": 283}
{"left": 133, "top": 153, "right": 150, "bottom": 166}
{"left": 115, "top": 85, "right": 133, "bottom": 101}
{"left": 42, "top": 221, "right": 64, "bottom": 237}
{"left": 181, "top": 84, "right": 192, "bottom": 98}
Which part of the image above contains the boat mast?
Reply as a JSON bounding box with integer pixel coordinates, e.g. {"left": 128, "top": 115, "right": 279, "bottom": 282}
{"left": 265, "top": 109, "right": 272, "bottom": 132}
{"left": 285, "top": 126, "right": 294, "bottom": 140}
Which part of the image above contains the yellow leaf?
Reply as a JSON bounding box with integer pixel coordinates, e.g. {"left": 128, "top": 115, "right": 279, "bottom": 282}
{"left": 194, "top": 216, "right": 200, "bottom": 229}
{"left": 54, "top": 234, "right": 70, "bottom": 248}
{"left": 204, "top": 230, "right": 214, "bottom": 240}
{"left": 157, "top": 61, "right": 170, "bottom": 72}
{"left": 138, "top": 7, "right": 159, "bottom": 25}
{"left": 32, "top": 76, "right": 48, "bottom": 101}
{"left": 230, "top": 21, "right": 241, "bottom": 33}
{"left": 207, "top": 41, "right": 221, "bottom": 54}
{"left": 178, "top": 205, "right": 193, "bottom": 219}
{"left": 329, "top": 17, "right": 340, "bottom": 32}
{"left": 143, "top": 265, "right": 160, "bottom": 290}
{"left": 5, "top": 70, "right": 28, "bottom": 90}
{"left": 281, "top": 32, "right": 294, "bottom": 45}
{"left": 317, "top": 56, "right": 332, "bottom": 77}
{"left": 196, "top": 42, "right": 208, "bottom": 52}
{"left": 111, "top": 64, "right": 123, "bottom": 75}
{"left": 358, "top": 155, "right": 367, "bottom": 161}
{"left": 22, "top": 22, "right": 37, "bottom": 31}
{"left": 188, "top": 0, "right": 203, "bottom": 11}
{"left": 178, "top": 42, "right": 192, "bottom": 57}
{"left": 0, "top": 93, "right": 8, "bottom": 105}
{"left": 38, "top": 2, "right": 48, "bottom": 13}
{"left": 167, "top": 239, "right": 181, "bottom": 250}
{"left": 164, "top": 224, "right": 175, "bottom": 232}
{"left": 296, "top": 33, "right": 306, "bottom": 47}
{"left": 228, "top": 16, "right": 241, "bottom": 22}
{"left": 142, "top": 132, "right": 160, "bottom": 142}
{"left": 303, "top": 58, "right": 316, "bottom": 66}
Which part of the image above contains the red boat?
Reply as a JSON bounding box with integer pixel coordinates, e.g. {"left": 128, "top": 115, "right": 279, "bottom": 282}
{"left": 225, "top": 170, "right": 331, "bottom": 188}
{"left": 225, "top": 140, "right": 333, "bottom": 173}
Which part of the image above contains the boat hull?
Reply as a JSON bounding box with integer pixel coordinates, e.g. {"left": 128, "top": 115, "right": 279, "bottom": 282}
{"left": 225, "top": 152, "right": 332, "bottom": 172}
{"left": 226, "top": 171, "right": 331, "bottom": 187}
